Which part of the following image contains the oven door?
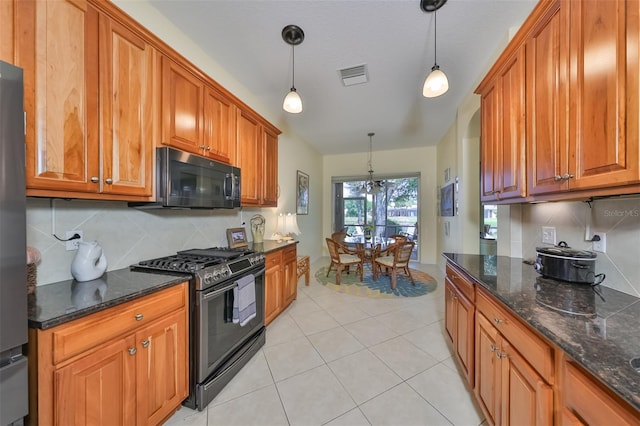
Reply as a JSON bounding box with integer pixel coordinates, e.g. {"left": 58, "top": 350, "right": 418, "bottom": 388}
{"left": 196, "top": 266, "right": 265, "bottom": 382}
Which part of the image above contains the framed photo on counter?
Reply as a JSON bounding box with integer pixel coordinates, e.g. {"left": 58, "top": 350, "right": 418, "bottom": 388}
{"left": 226, "top": 227, "right": 248, "bottom": 248}
{"left": 296, "top": 170, "right": 309, "bottom": 215}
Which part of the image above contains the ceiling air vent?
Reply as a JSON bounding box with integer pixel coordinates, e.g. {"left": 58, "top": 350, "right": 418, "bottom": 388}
{"left": 338, "top": 64, "right": 368, "bottom": 87}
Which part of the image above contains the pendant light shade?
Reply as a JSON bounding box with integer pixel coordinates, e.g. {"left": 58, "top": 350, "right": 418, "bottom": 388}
{"left": 423, "top": 65, "right": 449, "bottom": 97}
{"left": 282, "top": 25, "right": 304, "bottom": 114}
{"left": 421, "top": 0, "right": 449, "bottom": 98}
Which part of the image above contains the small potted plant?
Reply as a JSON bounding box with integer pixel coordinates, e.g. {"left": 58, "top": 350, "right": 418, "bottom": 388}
{"left": 363, "top": 224, "right": 375, "bottom": 240}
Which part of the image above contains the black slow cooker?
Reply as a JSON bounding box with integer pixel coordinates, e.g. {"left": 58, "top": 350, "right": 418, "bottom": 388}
{"left": 534, "top": 241, "right": 601, "bottom": 284}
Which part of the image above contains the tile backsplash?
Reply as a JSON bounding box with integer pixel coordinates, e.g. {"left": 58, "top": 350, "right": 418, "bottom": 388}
{"left": 519, "top": 196, "right": 640, "bottom": 297}
{"left": 27, "top": 198, "right": 247, "bottom": 285}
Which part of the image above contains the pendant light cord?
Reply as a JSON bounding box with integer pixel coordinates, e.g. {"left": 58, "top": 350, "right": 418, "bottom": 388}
{"left": 291, "top": 44, "right": 296, "bottom": 90}
{"left": 434, "top": 10, "right": 438, "bottom": 65}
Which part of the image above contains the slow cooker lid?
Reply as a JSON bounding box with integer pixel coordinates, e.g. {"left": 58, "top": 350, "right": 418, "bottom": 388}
{"left": 536, "top": 246, "right": 597, "bottom": 259}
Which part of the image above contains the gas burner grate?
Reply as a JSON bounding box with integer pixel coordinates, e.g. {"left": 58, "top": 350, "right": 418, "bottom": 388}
{"left": 137, "top": 254, "right": 223, "bottom": 272}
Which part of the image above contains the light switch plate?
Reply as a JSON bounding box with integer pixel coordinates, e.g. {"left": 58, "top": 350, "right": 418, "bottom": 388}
{"left": 541, "top": 226, "right": 556, "bottom": 245}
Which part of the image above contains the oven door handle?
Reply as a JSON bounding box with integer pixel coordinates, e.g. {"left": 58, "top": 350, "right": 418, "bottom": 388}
{"left": 202, "top": 267, "right": 265, "bottom": 301}
{"left": 203, "top": 282, "right": 238, "bottom": 301}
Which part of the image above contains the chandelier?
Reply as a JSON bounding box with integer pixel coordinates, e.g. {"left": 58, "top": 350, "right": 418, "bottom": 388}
{"left": 359, "top": 132, "right": 385, "bottom": 195}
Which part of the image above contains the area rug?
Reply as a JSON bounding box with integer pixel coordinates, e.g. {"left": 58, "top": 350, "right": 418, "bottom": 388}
{"left": 314, "top": 266, "right": 438, "bottom": 298}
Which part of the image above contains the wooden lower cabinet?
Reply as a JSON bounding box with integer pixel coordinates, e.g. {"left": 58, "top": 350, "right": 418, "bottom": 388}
{"left": 264, "top": 245, "right": 298, "bottom": 326}
{"left": 28, "top": 283, "right": 189, "bottom": 426}
{"left": 444, "top": 276, "right": 475, "bottom": 386}
{"left": 561, "top": 357, "right": 640, "bottom": 426}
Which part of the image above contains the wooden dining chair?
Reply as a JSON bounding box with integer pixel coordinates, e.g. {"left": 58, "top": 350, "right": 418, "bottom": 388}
{"left": 373, "top": 240, "right": 415, "bottom": 290}
{"left": 326, "top": 238, "right": 363, "bottom": 285}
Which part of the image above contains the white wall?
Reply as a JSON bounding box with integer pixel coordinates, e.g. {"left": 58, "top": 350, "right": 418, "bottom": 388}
{"left": 323, "top": 146, "right": 439, "bottom": 264}
{"left": 26, "top": 0, "right": 324, "bottom": 285}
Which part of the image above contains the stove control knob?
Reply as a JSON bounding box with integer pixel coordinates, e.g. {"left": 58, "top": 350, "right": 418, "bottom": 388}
{"left": 203, "top": 272, "right": 213, "bottom": 285}
{"left": 212, "top": 270, "right": 221, "bottom": 281}
{"left": 221, "top": 268, "right": 230, "bottom": 278}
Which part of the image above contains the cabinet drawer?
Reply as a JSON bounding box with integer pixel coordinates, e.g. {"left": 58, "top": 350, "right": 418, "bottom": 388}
{"left": 563, "top": 360, "right": 640, "bottom": 426}
{"left": 266, "top": 251, "right": 282, "bottom": 269}
{"left": 52, "top": 283, "right": 187, "bottom": 364}
{"left": 476, "top": 288, "right": 553, "bottom": 381}
{"left": 446, "top": 263, "right": 475, "bottom": 302}
{"left": 282, "top": 245, "right": 297, "bottom": 262}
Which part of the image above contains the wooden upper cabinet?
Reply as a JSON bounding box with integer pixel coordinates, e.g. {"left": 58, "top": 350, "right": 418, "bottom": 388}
{"left": 526, "top": 0, "right": 569, "bottom": 196}
{"left": 161, "top": 56, "right": 205, "bottom": 153}
{"left": 568, "top": 0, "right": 640, "bottom": 190}
{"left": 236, "top": 108, "right": 262, "bottom": 205}
{"left": 17, "top": 0, "right": 100, "bottom": 193}
{"left": 0, "top": 0, "right": 15, "bottom": 62}
{"left": 528, "top": 0, "right": 639, "bottom": 195}
{"left": 99, "top": 16, "right": 156, "bottom": 197}
{"left": 262, "top": 126, "right": 279, "bottom": 207}
{"left": 478, "top": 46, "right": 526, "bottom": 203}
{"left": 204, "top": 86, "right": 236, "bottom": 164}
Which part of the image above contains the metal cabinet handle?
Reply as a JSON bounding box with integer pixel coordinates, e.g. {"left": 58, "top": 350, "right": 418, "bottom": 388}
{"left": 496, "top": 352, "right": 508, "bottom": 359}
{"left": 141, "top": 340, "right": 150, "bottom": 348}
{"left": 105, "top": 178, "right": 113, "bottom": 184}
{"left": 128, "top": 347, "right": 137, "bottom": 355}
{"left": 490, "top": 344, "right": 498, "bottom": 352}
{"left": 205, "top": 146, "right": 211, "bottom": 151}
{"left": 554, "top": 173, "right": 575, "bottom": 181}
{"left": 199, "top": 145, "right": 206, "bottom": 149}
{"left": 91, "top": 176, "right": 99, "bottom": 183}
{"left": 493, "top": 318, "right": 503, "bottom": 325}
{"left": 135, "top": 313, "right": 143, "bottom": 321}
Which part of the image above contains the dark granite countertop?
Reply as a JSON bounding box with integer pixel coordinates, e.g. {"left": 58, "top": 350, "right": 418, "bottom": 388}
{"left": 250, "top": 240, "right": 299, "bottom": 254}
{"left": 28, "top": 268, "right": 190, "bottom": 330}
{"left": 443, "top": 253, "right": 640, "bottom": 412}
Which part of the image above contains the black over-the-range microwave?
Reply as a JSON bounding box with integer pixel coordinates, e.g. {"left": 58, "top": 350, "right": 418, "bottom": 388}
{"left": 130, "top": 147, "right": 241, "bottom": 209}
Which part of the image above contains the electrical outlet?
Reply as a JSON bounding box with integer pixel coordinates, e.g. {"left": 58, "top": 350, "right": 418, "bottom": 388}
{"left": 541, "top": 226, "right": 556, "bottom": 244}
{"left": 65, "top": 230, "right": 83, "bottom": 251}
{"left": 592, "top": 232, "right": 606, "bottom": 253}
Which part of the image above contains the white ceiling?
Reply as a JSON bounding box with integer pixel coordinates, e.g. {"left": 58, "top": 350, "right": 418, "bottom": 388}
{"left": 147, "top": 0, "right": 537, "bottom": 155}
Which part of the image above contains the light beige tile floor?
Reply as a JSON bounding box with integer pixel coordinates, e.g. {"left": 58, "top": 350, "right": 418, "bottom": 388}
{"left": 165, "top": 258, "right": 485, "bottom": 426}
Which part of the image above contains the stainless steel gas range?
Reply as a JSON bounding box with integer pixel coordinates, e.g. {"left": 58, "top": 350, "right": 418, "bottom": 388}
{"left": 132, "top": 247, "right": 266, "bottom": 410}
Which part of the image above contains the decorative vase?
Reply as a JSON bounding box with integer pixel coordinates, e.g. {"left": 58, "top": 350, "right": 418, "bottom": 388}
{"left": 71, "top": 241, "right": 108, "bottom": 282}
{"left": 364, "top": 230, "right": 372, "bottom": 240}
{"left": 250, "top": 214, "right": 265, "bottom": 243}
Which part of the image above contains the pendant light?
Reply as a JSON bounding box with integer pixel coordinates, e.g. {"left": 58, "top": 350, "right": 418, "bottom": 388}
{"left": 282, "top": 25, "right": 304, "bottom": 114}
{"left": 359, "top": 132, "right": 385, "bottom": 195}
{"left": 421, "top": 0, "right": 449, "bottom": 98}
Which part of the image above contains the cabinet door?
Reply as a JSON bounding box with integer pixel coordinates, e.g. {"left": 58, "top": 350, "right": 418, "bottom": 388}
{"left": 161, "top": 57, "right": 204, "bottom": 153}
{"left": 0, "top": 0, "right": 15, "bottom": 62}
{"left": 526, "top": 0, "right": 570, "bottom": 195}
{"left": 444, "top": 278, "right": 457, "bottom": 344}
{"left": 568, "top": 0, "right": 640, "bottom": 190}
{"left": 236, "top": 108, "right": 262, "bottom": 205}
{"left": 456, "top": 289, "right": 475, "bottom": 387}
{"left": 55, "top": 334, "right": 137, "bottom": 426}
{"left": 475, "top": 313, "right": 501, "bottom": 425}
{"left": 497, "top": 47, "right": 526, "bottom": 201}
{"left": 480, "top": 79, "right": 500, "bottom": 202}
{"left": 282, "top": 246, "right": 298, "bottom": 306}
{"left": 204, "top": 86, "right": 235, "bottom": 164}
{"left": 262, "top": 126, "right": 279, "bottom": 207}
{"left": 99, "top": 16, "right": 155, "bottom": 197}
{"left": 136, "top": 309, "right": 188, "bottom": 426}
{"left": 500, "top": 341, "right": 553, "bottom": 426}
{"left": 264, "top": 252, "right": 283, "bottom": 326}
{"left": 17, "top": 0, "right": 100, "bottom": 193}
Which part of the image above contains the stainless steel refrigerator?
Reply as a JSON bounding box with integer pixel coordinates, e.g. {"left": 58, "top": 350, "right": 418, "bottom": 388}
{"left": 0, "top": 60, "right": 29, "bottom": 425}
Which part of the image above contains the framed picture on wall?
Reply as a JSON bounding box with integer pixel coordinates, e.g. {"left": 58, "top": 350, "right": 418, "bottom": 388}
{"left": 440, "top": 183, "right": 455, "bottom": 216}
{"left": 296, "top": 170, "right": 309, "bottom": 215}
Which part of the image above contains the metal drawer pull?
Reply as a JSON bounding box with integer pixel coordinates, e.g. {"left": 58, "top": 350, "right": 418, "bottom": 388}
{"left": 141, "top": 340, "right": 150, "bottom": 348}
{"left": 105, "top": 178, "right": 113, "bottom": 184}
{"left": 493, "top": 318, "right": 503, "bottom": 324}
{"left": 91, "top": 176, "right": 99, "bottom": 183}
{"left": 135, "top": 313, "right": 144, "bottom": 321}
{"left": 490, "top": 344, "right": 498, "bottom": 352}
{"left": 496, "top": 352, "right": 508, "bottom": 359}
{"left": 128, "top": 347, "right": 137, "bottom": 355}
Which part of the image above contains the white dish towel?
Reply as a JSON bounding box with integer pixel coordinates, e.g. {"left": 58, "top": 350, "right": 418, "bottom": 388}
{"left": 233, "top": 274, "right": 256, "bottom": 326}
